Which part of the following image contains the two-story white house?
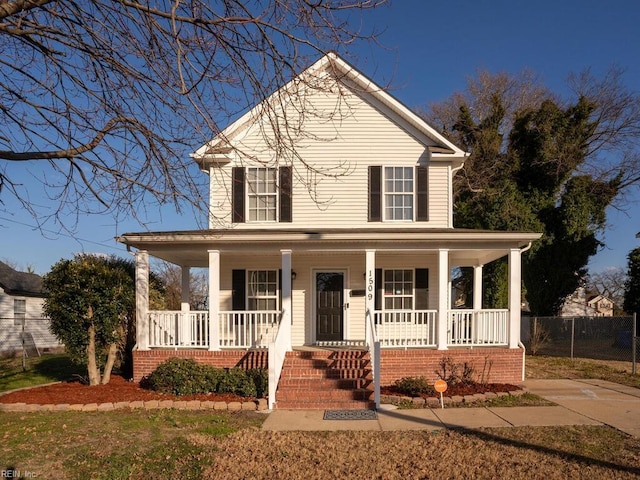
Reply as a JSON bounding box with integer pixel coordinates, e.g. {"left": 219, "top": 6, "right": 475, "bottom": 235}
{"left": 118, "top": 53, "right": 541, "bottom": 409}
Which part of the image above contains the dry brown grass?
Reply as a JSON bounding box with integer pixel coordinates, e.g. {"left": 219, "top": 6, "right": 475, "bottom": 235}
{"left": 198, "top": 427, "right": 640, "bottom": 479}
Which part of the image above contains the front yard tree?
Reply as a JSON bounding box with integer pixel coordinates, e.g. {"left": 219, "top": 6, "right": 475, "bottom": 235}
{"left": 425, "top": 69, "right": 640, "bottom": 315}
{"left": 0, "top": 0, "right": 384, "bottom": 230}
{"left": 623, "top": 247, "right": 640, "bottom": 316}
{"left": 43, "top": 255, "right": 135, "bottom": 385}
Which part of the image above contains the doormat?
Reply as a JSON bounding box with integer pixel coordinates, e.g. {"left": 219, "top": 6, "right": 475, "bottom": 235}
{"left": 323, "top": 409, "right": 378, "bottom": 420}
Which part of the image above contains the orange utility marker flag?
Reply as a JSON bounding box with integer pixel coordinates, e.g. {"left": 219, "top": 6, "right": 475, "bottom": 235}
{"left": 434, "top": 379, "right": 447, "bottom": 409}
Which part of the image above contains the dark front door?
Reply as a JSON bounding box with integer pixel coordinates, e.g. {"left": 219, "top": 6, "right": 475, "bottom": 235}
{"left": 316, "top": 272, "right": 344, "bottom": 342}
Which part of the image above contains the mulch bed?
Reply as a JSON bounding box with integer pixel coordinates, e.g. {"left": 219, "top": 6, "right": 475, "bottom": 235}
{"left": 380, "top": 382, "right": 521, "bottom": 399}
{"left": 0, "top": 375, "right": 254, "bottom": 405}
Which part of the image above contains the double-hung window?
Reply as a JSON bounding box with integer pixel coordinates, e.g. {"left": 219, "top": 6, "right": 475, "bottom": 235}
{"left": 383, "top": 269, "right": 414, "bottom": 310}
{"left": 14, "top": 299, "right": 26, "bottom": 326}
{"left": 247, "top": 270, "right": 278, "bottom": 310}
{"left": 247, "top": 167, "right": 277, "bottom": 222}
{"left": 384, "top": 167, "right": 414, "bottom": 221}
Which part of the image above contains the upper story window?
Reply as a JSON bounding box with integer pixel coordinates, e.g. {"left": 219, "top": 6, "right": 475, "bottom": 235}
{"left": 384, "top": 167, "right": 414, "bottom": 221}
{"left": 232, "top": 166, "right": 292, "bottom": 223}
{"left": 247, "top": 167, "right": 277, "bottom": 222}
{"left": 14, "top": 298, "right": 26, "bottom": 326}
{"left": 369, "top": 165, "right": 428, "bottom": 223}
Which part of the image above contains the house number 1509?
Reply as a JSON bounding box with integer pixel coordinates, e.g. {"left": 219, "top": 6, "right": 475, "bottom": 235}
{"left": 367, "top": 270, "right": 374, "bottom": 300}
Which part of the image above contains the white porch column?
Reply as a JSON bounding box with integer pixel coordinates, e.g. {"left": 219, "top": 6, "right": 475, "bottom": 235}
{"left": 181, "top": 266, "right": 191, "bottom": 311}
{"left": 365, "top": 249, "right": 376, "bottom": 319}
{"left": 281, "top": 249, "right": 292, "bottom": 350}
{"left": 437, "top": 249, "right": 449, "bottom": 350}
{"left": 180, "top": 266, "right": 191, "bottom": 346}
{"left": 135, "top": 250, "right": 149, "bottom": 350}
{"left": 508, "top": 248, "right": 522, "bottom": 348}
{"left": 208, "top": 250, "right": 221, "bottom": 351}
{"left": 473, "top": 265, "right": 483, "bottom": 310}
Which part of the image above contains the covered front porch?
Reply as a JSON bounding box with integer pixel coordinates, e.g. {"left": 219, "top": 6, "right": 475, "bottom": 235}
{"left": 120, "top": 228, "right": 540, "bottom": 408}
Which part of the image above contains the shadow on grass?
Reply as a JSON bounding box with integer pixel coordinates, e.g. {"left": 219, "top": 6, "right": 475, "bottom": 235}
{"left": 32, "top": 355, "right": 85, "bottom": 382}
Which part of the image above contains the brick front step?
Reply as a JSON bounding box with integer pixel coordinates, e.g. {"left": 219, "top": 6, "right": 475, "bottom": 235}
{"left": 275, "top": 349, "right": 374, "bottom": 410}
{"left": 275, "top": 401, "right": 375, "bottom": 410}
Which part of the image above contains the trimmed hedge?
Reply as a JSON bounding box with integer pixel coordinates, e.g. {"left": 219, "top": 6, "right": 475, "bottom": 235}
{"left": 143, "top": 357, "right": 268, "bottom": 397}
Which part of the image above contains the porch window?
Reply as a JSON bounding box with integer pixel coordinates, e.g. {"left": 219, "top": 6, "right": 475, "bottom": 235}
{"left": 14, "top": 299, "right": 26, "bottom": 326}
{"left": 384, "top": 167, "right": 413, "bottom": 221}
{"left": 247, "top": 270, "right": 278, "bottom": 310}
{"left": 383, "top": 269, "right": 413, "bottom": 310}
{"left": 247, "top": 167, "right": 277, "bottom": 222}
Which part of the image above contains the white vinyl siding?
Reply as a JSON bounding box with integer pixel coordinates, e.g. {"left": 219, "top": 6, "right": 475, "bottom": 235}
{"left": 209, "top": 81, "right": 454, "bottom": 229}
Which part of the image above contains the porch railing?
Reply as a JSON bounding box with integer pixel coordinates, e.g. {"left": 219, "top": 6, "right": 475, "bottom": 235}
{"left": 448, "top": 309, "right": 509, "bottom": 346}
{"left": 148, "top": 310, "right": 281, "bottom": 349}
{"left": 365, "top": 309, "right": 381, "bottom": 408}
{"left": 148, "top": 311, "right": 209, "bottom": 348}
{"left": 374, "top": 310, "right": 437, "bottom": 348}
{"left": 268, "top": 309, "right": 290, "bottom": 409}
{"left": 219, "top": 311, "right": 280, "bottom": 349}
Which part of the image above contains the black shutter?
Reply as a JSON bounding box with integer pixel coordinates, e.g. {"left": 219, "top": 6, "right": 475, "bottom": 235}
{"left": 375, "top": 268, "right": 382, "bottom": 311}
{"left": 279, "top": 166, "right": 292, "bottom": 223}
{"left": 416, "top": 166, "right": 428, "bottom": 222}
{"left": 415, "top": 268, "right": 429, "bottom": 310}
{"left": 232, "top": 269, "right": 246, "bottom": 310}
{"left": 368, "top": 166, "right": 382, "bottom": 222}
{"left": 415, "top": 268, "right": 429, "bottom": 289}
{"left": 232, "top": 167, "right": 245, "bottom": 223}
{"left": 278, "top": 269, "right": 283, "bottom": 310}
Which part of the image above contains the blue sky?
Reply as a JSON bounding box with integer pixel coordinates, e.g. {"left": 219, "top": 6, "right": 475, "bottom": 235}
{"left": 2, "top": 0, "right": 640, "bottom": 274}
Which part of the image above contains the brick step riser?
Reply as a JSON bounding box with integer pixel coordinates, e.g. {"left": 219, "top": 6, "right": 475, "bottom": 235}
{"left": 275, "top": 401, "right": 375, "bottom": 410}
{"left": 276, "top": 390, "right": 373, "bottom": 401}
{"left": 285, "top": 351, "right": 368, "bottom": 359}
{"left": 277, "top": 378, "right": 372, "bottom": 389}
{"left": 280, "top": 369, "right": 371, "bottom": 379}
{"left": 282, "top": 360, "right": 370, "bottom": 369}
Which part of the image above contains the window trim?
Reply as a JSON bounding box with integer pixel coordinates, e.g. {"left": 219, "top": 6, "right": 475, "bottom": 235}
{"left": 14, "top": 298, "right": 26, "bottom": 326}
{"left": 382, "top": 166, "right": 415, "bottom": 222}
{"left": 246, "top": 269, "right": 279, "bottom": 311}
{"left": 246, "top": 167, "right": 278, "bottom": 223}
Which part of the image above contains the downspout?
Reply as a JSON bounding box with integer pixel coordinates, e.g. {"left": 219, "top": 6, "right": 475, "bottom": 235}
{"left": 518, "top": 242, "right": 532, "bottom": 381}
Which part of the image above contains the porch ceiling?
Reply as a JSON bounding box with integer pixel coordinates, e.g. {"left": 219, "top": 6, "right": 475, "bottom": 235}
{"left": 117, "top": 228, "right": 541, "bottom": 268}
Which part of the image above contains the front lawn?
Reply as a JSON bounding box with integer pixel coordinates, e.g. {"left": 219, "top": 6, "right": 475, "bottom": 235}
{"left": 0, "top": 354, "right": 84, "bottom": 393}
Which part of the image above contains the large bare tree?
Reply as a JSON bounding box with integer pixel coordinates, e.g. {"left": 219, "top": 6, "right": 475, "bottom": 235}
{"left": 0, "top": 0, "right": 384, "bottom": 230}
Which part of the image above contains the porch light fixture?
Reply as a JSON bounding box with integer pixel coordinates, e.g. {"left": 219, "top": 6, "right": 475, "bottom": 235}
{"left": 291, "top": 271, "right": 297, "bottom": 280}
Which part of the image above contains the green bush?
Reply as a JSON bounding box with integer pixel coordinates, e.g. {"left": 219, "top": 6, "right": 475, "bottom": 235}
{"left": 246, "top": 368, "right": 269, "bottom": 397}
{"left": 394, "top": 376, "right": 434, "bottom": 396}
{"left": 143, "top": 358, "right": 267, "bottom": 398}
{"left": 143, "top": 358, "right": 207, "bottom": 395}
{"left": 217, "top": 367, "right": 257, "bottom": 397}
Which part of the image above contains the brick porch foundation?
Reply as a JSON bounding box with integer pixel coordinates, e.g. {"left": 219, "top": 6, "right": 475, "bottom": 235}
{"left": 132, "top": 349, "right": 268, "bottom": 382}
{"left": 133, "top": 347, "right": 523, "bottom": 384}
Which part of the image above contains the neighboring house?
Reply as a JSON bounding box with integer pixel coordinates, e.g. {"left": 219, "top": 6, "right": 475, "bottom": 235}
{"left": 118, "top": 53, "right": 541, "bottom": 409}
{"left": 560, "top": 287, "right": 615, "bottom": 317}
{"left": 0, "top": 261, "right": 61, "bottom": 354}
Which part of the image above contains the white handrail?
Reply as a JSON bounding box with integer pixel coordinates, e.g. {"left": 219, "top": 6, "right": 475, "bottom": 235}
{"left": 268, "top": 309, "right": 290, "bottom": 409}
{"left": 365, "top": 309, "right": 380, "bottom": 409}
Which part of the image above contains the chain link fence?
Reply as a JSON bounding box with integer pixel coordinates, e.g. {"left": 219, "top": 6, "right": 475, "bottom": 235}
{"left": 0, "top": 317, "right": 63, "bottom": 358}
{"left": 522, "top": 314, "right": 638, "bottom": 373}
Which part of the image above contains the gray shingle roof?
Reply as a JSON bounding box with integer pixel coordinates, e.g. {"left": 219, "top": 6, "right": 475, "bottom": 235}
{"left": 0, "top": 261, "right": 44, "bottom": 297}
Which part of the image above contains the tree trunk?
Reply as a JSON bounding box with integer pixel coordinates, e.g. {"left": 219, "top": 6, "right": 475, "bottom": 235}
{"left": 86, "top": 323, "right": 100, "bottom": 386}
{"left": 101, "top": 342, "right": 118, "bottom": 384}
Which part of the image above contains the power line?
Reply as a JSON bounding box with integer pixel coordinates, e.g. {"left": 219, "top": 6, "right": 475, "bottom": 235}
{"left": 0, "top": 215, "right": 124, "bottom": 252}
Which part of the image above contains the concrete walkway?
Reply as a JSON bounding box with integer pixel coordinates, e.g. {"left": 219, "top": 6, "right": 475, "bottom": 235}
{"left": 262, "top": 379, "right": 640, "bottom": 437}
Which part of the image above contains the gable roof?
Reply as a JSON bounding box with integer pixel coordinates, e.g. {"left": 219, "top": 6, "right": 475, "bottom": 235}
{"left": 0, "top": 261, "right": 44, "bottom": 297}
{"left": 192, "top": 52, "right": 468, "bottom": 167}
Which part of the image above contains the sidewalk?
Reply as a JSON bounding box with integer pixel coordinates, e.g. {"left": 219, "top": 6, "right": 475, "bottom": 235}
{"left": 262, "top": 379, "right": 640, "bottom": 437}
